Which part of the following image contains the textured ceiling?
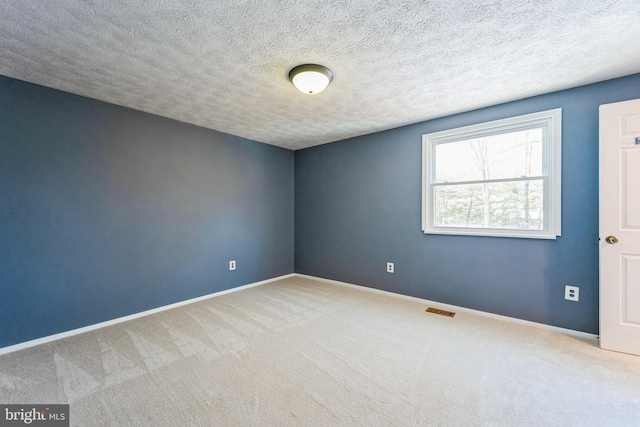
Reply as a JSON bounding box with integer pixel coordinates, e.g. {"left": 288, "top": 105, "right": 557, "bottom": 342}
{"left": 1, "top": 1, "right": 640, "bottom": 150}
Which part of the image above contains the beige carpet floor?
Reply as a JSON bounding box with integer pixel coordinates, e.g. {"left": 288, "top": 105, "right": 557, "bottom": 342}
{"left": 1, "top": 276, "right": 639, "bottom": 426}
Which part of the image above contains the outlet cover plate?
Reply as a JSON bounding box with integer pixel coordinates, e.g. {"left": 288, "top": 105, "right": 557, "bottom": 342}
{"left": 565, "top": 285, "right": 579, "bottom": 301}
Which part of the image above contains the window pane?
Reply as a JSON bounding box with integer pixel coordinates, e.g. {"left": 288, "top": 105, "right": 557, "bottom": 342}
{"left": 434, "top": 180, "right": 543, "bottom": 230}
{"left": 434, "top": 128, "right": 543, "bottom": 183}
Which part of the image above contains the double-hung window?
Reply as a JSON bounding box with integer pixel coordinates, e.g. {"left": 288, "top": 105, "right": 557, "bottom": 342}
{"left": 422, "top": 109, "right": 562, "bottom": 239}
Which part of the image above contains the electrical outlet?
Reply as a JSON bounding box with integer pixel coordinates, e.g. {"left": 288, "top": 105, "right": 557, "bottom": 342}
{"left": 565, "top": 285, "right": 579, "bottom": 301}
{"left": 387, "top": 262, "right": 394, "bottom": 273}
{"left": 229, "top": 260, "right": 236, "bottom": 271}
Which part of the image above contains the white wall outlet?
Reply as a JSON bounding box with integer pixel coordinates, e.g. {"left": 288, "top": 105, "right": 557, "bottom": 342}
{"left": 387, "top": 262, "right": 394, "bottom": 273}
{"left": 565, "top": 285, "right": 579, "bottom": 301}
{"left": 229, "top": 260, "right": 236, "bottom": 271}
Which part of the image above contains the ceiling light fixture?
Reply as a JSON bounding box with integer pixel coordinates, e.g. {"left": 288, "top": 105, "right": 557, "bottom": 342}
{"left": 289, "top": 64, "right": 333, "bottom": 95}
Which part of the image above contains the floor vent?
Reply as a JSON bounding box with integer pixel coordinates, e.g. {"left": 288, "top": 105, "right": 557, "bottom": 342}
{"left": 426, "top": 307, "right": 456, "bottom": 317}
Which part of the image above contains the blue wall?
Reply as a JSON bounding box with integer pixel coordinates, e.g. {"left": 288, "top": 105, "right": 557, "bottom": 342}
{"left": 0, "top": 76, "right": 294, "bottom": 348}
{"left": 4, "top": 71, "right": 640, "bottom": 347}
{"left": 295, "top": 73, "right": 640, "bottom": 334}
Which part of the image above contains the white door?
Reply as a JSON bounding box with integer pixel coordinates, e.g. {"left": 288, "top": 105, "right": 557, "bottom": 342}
{"left": 600, "top": 98, "right": 640, "bottom": 356}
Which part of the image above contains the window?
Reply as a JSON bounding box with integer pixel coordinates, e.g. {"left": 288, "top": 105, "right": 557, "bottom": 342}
{"left": 422, "top": 109, "right": 561, "bottom": 239}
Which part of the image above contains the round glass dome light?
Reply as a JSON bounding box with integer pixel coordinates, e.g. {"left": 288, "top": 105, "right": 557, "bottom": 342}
{"left": 289, "top": 64, "right": 333, "bottom": 95}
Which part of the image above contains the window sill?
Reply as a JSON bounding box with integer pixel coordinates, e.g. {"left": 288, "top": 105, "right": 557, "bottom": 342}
{"left": 422, "top": 228, "right": 559, "bottom": 239}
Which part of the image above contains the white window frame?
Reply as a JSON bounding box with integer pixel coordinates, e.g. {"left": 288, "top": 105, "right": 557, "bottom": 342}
{"left": 422, "top": 108, "right": 562, "bottom": 239}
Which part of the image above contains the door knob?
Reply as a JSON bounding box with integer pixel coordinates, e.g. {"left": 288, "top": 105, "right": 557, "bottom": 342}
{"left": 605, "top": 236, "right": 619, "bottom": 244}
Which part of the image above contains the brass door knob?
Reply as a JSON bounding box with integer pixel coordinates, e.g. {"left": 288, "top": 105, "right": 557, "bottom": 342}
{"left": 605, "top": 236, "right": 619, "bottom": 244}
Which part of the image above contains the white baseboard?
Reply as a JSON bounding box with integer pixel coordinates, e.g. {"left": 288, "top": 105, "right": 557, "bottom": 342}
{"left": 1, "top": 272, "right": 596, "bottom": 356}
{"left": 0, "top": 273, "right": 295, "bottom": 356}
{"left": 295, "top": 273, "right": 598, "bottom": 341}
